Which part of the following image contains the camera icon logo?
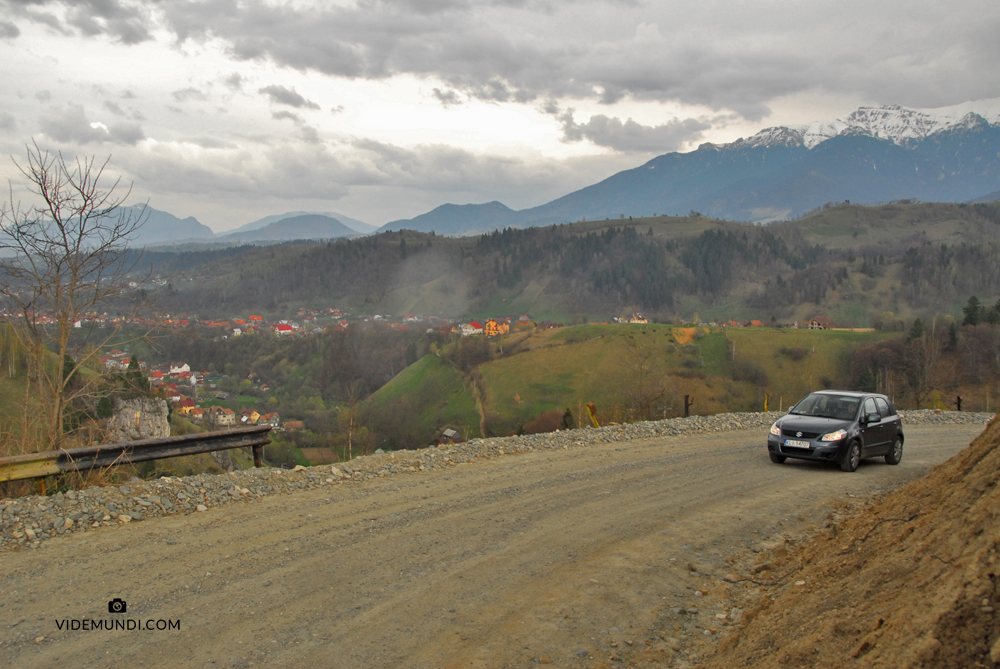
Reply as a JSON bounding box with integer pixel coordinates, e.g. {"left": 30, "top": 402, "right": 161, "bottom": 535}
{"left": 108, "top": 598, "right": 127, "bottom": 614}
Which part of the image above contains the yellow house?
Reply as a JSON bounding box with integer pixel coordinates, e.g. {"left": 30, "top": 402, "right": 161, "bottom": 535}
{"left": 483, "top": 318, "right": 510, "bottom": 336}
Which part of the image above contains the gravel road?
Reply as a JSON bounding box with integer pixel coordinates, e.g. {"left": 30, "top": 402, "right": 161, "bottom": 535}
{"left": 0, "top": 421, "right": 986, "bottom": 668}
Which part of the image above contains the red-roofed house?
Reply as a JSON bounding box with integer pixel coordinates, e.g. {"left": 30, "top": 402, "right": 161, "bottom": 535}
{"left": 461, "top": 321, "right": 484, "bottom": 336}
{"left": 273, "top": 323, "right": 295, "bottom": 336}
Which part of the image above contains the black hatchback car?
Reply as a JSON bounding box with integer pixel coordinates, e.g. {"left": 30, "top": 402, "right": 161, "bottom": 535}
{"left": 766, "top": 390, "right": 904, "bottom": 472}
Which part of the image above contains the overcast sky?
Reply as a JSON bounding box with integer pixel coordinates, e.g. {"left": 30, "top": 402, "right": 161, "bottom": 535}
{"left": 1, "top": 0, "right": 998, "bottom": 231}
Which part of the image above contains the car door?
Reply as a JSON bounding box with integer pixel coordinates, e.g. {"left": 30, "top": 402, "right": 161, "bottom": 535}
{"left": 859, "top": 397, "right": 883, "bottom": 456}
{"left": 874, "top": 397, "right": 895, "bottom": 455}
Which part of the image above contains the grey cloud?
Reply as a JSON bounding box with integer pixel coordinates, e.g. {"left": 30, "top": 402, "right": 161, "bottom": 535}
{"left": 5, "top": 0, "right": 151, "bottom": 43}
{"left": 0, "top": 20, "right": 19, "bottom": 38}
{"left": 151, "top": 0, "right": 1000, "bottom": 123}
{"left": 223, "top": 72, "right": 243, "bottom": 90}
{"left": 0, "top": 112, "right": 15, "bottom": 130}
{"left": 102, "top": 99, "right": 146, "bottom": 121}
{"left": 35, "top": 90, "right": 51, "bottom": 102}
{"left": 39, "top": 104, "right": 146, "bottom": 145}
{"left": 172, "top": 87, "right": 208, "bottom": 102}
{"left": 331, "top": 105, "right": 345, "bottom": 114}
{"left": 272, "top": 110, "right": 302, "bottom": 123}
{"left": 259, "top": 85, "right": 320, "bottom": 110}
{"left": 300, "top": 126, "right": 321, "bottom": 144}
{"left": 558, "top": 109, "right": 710, "bottom": 153}
{"left": 103, "top": 100, "right": 127, "bottom": 116}
{"left": 432, "top": 88, "right": 462, "bottom": 107}
{"left": 184, "top": 136, "right": 237, "bottom": 149}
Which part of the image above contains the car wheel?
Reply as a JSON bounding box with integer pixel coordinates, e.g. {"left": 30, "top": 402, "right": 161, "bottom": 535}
{"left": 885, "top": 438, "right": 903, "bottom": 465}
{"left": 840, "top": 440, "right": 861, "bottom": 472}
{"left": 769, "top": 452, "right": 786, "bottom": 464}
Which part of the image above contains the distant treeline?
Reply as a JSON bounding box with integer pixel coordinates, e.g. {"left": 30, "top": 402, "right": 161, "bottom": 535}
{"left": 146, "top": 202, "right": 1000, "bottom": 324}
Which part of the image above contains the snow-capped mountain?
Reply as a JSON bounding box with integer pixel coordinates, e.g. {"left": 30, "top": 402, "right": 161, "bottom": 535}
{"left": 387, "top": 97, "right": 1000, "bottom": 232}
{"left": 726, "top": 98, "right": 1000, "bottom": 150}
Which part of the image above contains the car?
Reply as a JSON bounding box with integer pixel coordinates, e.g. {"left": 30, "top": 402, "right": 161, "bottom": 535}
{"left": 766, "top": 390, "right": 904, "bottom": 472}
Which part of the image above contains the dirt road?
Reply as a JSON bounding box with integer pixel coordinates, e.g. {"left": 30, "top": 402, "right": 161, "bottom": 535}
{"left": 1, "top": 424, "right": 983, "bottom": 668}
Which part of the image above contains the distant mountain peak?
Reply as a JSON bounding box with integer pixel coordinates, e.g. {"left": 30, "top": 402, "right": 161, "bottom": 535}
{"left": 720, "top": 98, "right": 1000, "bottom": 151}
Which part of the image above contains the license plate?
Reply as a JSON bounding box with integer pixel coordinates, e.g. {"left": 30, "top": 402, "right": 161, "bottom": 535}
{"left": 784, "top": 439, "right": 811, "bottom": 448}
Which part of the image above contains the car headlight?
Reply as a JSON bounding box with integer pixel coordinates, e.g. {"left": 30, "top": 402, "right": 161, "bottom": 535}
{"left": 820, "top": 429, "right": 848, "bottom": 442}
{"left": 769, "top": 423, "right": 781, "bottom": 436}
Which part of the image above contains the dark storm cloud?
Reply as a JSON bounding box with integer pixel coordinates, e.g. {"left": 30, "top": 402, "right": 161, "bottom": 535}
{"left": 259, "top": 85, "right": 321, "bottom": 110}
{"left": 39, "top": 105, "right": 146, "bottom": 145}
{"left": 558, "top": 109, "right": 710, "bottom": 153}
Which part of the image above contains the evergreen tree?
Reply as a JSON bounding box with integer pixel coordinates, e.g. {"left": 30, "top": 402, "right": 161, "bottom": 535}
{"left": 907, "top": 318, "right": 925, "bottom": 341}
{"left": 962, "top": 296, "right": 984, "bottom": 326}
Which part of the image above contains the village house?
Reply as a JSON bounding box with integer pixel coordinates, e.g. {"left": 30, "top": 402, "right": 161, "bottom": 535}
{"left": 259, "top": 412, "right": 281, "bottom": 427}
{"left": 629, "top": 313, "right": 649, "bottom": 324}
{"left": 273, "top": 323, "right": 295, "bottom": 336}
{"left": 483, "top": 318, "right": 510, "bottom": 336}
{"left": 435, "top": 427, "right": 465, "bottom": 445}
{"left": 208, "top": 406, "right": 236, "bottom": 427}
{"left": 283, "top": 420, "right": 304, "bottom": 431}
{"left": 808, "top": 316, "right": 834, "bottom": 330}
{"left": 188, "top": 407, "right": 206, "bottom": 421}
{"left": 240, "top": 409, "right": 261, "bottom": 425}
{"left": 169, "top": 362, "right": 191, "bottom": 376}
{"left": 461, "top": 321, "right": 484, "bottom": 336}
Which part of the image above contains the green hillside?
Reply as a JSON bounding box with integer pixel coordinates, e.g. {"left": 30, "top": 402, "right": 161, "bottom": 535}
{"left": 367, "top": 323, "right": 893, "bottom": 441}
{"left": 365, "top": 353, "right": 481, "bottom": 441}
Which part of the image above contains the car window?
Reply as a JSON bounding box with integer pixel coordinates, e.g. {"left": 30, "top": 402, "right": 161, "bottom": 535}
{"left": 863, "top": 398, "right": 878, "bottom": 417}
{"left": 875, "top": 397, "right": 891, "bottom": 418}
{"left": 790, "top": 394, "right": 860, "bottom": 419}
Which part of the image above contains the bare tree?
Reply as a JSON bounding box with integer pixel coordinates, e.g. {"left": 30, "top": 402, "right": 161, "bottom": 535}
{"left": 0, "top": 143, "right": 150, "bottom": 453}
{"left": 618, "top": 338, "right": 672, "bottom": 421}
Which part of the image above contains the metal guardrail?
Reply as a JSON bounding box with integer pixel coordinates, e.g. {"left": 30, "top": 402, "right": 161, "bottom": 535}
{"left": 0, "top": 425, "right": 272, "bottom": 484}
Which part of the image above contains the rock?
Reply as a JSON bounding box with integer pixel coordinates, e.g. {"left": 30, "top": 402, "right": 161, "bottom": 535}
{"left": 63, "top": 517, "right": 73, "bottom": 529}
{"left": 990, "top": 635, "right": 1000, "bottom": 664}
{"left": 292, "top": 465, "right": 308, "bottom": 472}
{"left": 107, "top": 397, "right": 169, "bottom": 442}
{"left": 196, "top": 505, "right": 208, "bottom": 512}
{"left": 118, "top": 515, "right": 132, "bottom": 523}
{"left": 730, "top": 608, "right": 743, "bottom": 624}
{"left": 24, "top": 528, "right": 36, "bottom": 540}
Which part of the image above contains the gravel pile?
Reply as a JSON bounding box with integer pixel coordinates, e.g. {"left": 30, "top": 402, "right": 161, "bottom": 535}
{"left": 2, "top": 410, "right": 991, "bottom": 551}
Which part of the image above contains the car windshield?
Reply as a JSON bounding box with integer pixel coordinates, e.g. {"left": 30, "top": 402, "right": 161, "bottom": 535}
{"left": 789, "top": 393, "right": 860, "bottom": 420}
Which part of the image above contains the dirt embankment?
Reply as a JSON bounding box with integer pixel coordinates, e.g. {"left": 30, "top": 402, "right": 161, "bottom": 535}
{"left": 700, "top": 417, "right": 1000, "bottom": 669}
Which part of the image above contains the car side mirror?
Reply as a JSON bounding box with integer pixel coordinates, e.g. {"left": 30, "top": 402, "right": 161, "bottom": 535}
{"left": 866, "top": 413, "right": 881, "bottom": 424}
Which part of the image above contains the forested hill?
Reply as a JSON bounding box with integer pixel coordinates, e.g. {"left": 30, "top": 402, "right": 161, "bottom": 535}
{"left": 147, "top": 201, "right": 1000, "bottom": 327}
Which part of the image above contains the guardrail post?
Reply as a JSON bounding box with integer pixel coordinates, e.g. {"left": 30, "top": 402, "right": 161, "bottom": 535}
{"left": 253, "top": 445, "right": 263, "bottom": 468}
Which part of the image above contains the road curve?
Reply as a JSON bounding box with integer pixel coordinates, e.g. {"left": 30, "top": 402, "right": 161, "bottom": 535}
{"left": 0, "top": 424, "right": 983, "bottom": 668}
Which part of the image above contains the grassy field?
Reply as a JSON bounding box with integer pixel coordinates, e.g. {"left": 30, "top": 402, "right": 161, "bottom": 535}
{"left": 370, "top": 323, "right": 897, "bottom": 439}
{"left": 366, "top": 353, "right": 482, "bottom": 440}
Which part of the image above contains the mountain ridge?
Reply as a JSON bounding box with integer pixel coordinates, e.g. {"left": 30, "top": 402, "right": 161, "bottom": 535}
{"left": 214, "top": 214, "right": 358, "bottom": 243}
{"left": 381, "top": 99, "right": 1000, "bottom": 232}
